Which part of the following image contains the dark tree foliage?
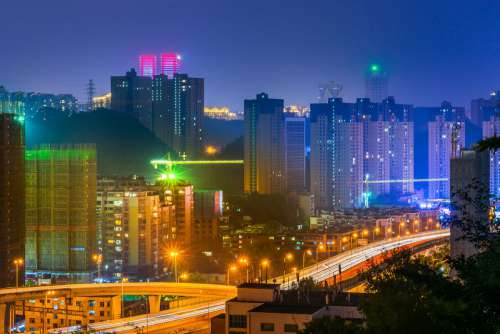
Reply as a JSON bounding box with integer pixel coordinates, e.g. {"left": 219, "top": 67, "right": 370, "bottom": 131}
{"left": 475, "top": 136, "right": 500, "bottom": 152}
{"left": 298, "top": 316, "right": 363, "bottom": 334}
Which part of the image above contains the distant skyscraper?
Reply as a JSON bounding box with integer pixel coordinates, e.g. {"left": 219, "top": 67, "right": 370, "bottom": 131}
{"left": 365, "top": 64, "right": 388, "bottom": 103}
{"left": 160, "top": 53, "right": 181, "bottom": 78}
{"left": 318, "top": 81, "right": 342, "bottom": 103}
{"left": 244, "top": 93, "right": 285, "bottom": 194}
{"left": 428, "top": 116, "right": 465, "bottom": 199}
{"left": 390, "top": 121, "right": 415, "bottom": 194}
{"left": 335, "top": 121, "right": 364, "bottom": 208}
{"left": 483, "top": 114, "right": 500, "bottom": 198}
{"left": 363, "top": 121, "right": 391, "bottom": 197}
{"left": 152, "top": 73, "right": 204, "bottom": 158}
{"left": 0, "top": 113, "right": 25, "bottom": 287}
{"left": 139, "top": 54, "right": 157, "bottom": 77}
{"left": 284, "top": 116, "right": 306, "bottom": 193}
{"left": 25, "top": 144, "right": 97, "bottom": 282}
{"left": 111, "top": 68, "right": 153, "bottom": 130}
{"left": 470, "top": 91, "right": 499, "bottom": 126}
{"left": 309, "top": 102, "right": 335, "bottom": 210}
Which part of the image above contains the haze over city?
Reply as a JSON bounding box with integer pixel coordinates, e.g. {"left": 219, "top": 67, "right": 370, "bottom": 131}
{"left": 1, "top": 0, "right": 500, "bottom": 110}
{"left": 0, "top": 1, "right": 499, "bottom": 334}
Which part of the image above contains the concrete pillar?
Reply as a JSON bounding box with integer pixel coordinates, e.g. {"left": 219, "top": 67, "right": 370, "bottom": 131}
{"left": 110, "top": 296, "right": 122, "bottom": 320}
{"left": 0, "top": 304, "right": 7, "bottom": 334}
{"left": 147, "top": 295, "right": 161, "bottom": 314}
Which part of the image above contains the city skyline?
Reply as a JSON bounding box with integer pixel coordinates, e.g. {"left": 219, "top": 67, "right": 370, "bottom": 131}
{"left": 1, "top": 0, "right": 499, "bottom": 112}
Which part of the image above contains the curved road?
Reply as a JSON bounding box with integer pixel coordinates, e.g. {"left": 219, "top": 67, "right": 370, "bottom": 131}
{"left": 3, "top": 229, "right": 448, "bottom": 334}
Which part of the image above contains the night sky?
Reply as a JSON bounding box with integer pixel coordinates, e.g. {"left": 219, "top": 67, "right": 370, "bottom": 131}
{"left": 1, "top": 0, "right": 499, "bottom": 112}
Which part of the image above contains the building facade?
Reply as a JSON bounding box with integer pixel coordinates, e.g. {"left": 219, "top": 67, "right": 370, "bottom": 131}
{"left": 111, "top": 68, "right": 153, "bottom": 130}
{"left": 284, "top": 117, "right": 306, "bottom": 194}
{"left": 428, "top": 116, "right": 465, "bottom": 199}
{"left": 0, "top": 113, "right": 25, "bottom": 287}
{"left": 96, "top": 177, "right": 161, "bottom": 279}
{"left": 152, "top": 74, "right": 204, "bottom": 158}
{"left": 244, "top": 93, "right": 285, "bottom": 194}
{"left": 25, "top": 145, "right": 97, "bottom": 283}
{"left": 483, "top": 115, "right": 500, "bottom": 198}
{"left": 365, "top": 64, "right": 388, "bottom": 103}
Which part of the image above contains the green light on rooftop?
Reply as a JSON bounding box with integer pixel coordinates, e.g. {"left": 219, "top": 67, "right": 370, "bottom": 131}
{"left": 370, "top": 64, "right": 380, "bottom": 72}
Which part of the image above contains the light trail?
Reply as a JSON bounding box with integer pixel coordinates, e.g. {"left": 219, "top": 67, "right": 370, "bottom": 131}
{"left": 151, "top": 159, "right": 243, "bottom": 168}
{"left": 48, "top": 230, "right": 449, "bottom": 334}
{"left": 362, "top": 178, "right": 448, "bottom": 184}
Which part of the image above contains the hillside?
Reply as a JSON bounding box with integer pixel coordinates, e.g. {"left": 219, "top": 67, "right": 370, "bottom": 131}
{"left": 26, "top": 110, "right": 169, "bottom": 178}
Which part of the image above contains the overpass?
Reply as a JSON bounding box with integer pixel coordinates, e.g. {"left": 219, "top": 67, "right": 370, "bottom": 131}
{"left": 0, "top": 230, "right": 449, "bottom": 334}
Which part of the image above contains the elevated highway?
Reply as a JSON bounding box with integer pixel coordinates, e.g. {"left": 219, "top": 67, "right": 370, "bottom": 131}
{"left": 0, "top": 230, "right": 449, "bottom": 334}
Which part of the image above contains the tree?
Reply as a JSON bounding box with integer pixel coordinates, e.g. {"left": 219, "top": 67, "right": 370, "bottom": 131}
{"left": 298, "top": 316, "right": 363, "bottom": 334}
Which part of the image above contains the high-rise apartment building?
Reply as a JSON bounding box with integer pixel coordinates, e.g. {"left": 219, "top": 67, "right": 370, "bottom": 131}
{"left": 193, "top": 190, "right": 223, "bottom": 247}
{"left": 428, "top": 116, "right": 465, "bottom": 199}
{"left": 317, "top": 81, "right": 342, "bottom": 103}
{"left": 363, "top": 121, "right": 391, "bottom": 197}
{"left": 310, "top": 97, "right": 415, "bottom": 209}
{"left": 160, "top": 53, "right": 182, "bottom": 78}
{"left": 139, "top": 54, "right": 157, "bottom": 77}
{"left": 244, "top": 93, "right": 285, "bottom": 194}
{"left": 284, "top": 117, "right": 306, "bottom": 193}
{"left": 335, "top": 121, "right": 364, "bottom": 208}
{"left": 111, "top": 68, "right": 153, "bottom": 130}
{"left": 309, "top": 103, "right": 334, "bottom": 210}
{"left": 365, "top": 64, "right": 388, "bottom": 103}
{"left": 96, "top": 177, "right": 162, "bottom": 278}
{"left": 152, "top": 74, "right": 204, "bottom": 158}
{"left": 483, "top": 115, "right": 500, "bottom": 198}
{"left": 0, "top": 113, "right": 25, "bottom": 287}
{"left": 25, "top": 144, "right": 97, "bottom": 283}
{"left": 390, "top": 122, "right": 415, "bottom": 194}
{"left": 164, "top": 182, "right": 194, "bottom": 247}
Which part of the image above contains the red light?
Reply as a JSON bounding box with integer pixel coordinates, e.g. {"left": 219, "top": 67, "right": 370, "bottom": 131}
{"left": 160, "top": 53, "right": 181, "bottom": 78}
{"left": 139, "top": 54, "right": 157, "bottom": 77}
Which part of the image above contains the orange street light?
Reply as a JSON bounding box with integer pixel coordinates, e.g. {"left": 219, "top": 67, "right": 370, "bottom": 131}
{"left": 169, "top": 250, "right": 179, "bottom": 283}
{"left": 13, "top": 258, "right": 23, "bottom": 289}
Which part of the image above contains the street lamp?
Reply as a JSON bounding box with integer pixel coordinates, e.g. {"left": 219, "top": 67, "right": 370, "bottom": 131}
{"left": 226, "top": 264, "right": 237, "bottom": 285}
{"left": 121, "top": 277, "right": 128, "bottom": 318}
{"left": 341, "top": 236, "right": 349, "bottom": 251}
{"left": 373, "top": 227, "right": 380, "bottom": 241}
{"left": 399, "top": 222, "right": 405, "bottom": 237}
{"left": 13, "top": 258, "right": 23, "bottom": 289}
{"left": 302, "top": 249, "right": 312, "bottom": 269}
{"left": 169, "top": 250, "right": 179, "bottom": 283}
{"left": 43, "top": 290, "right": 55, "bottom": 334}
{"left": 351, "top": 233, "right": 358, "bottom": 249}
{"left": 180, "top": 272, "right": 189, "bottom": 281}
{"left": 92, "top": 254, "right": 103, "bottom": 282}
{"left": 283, "top": 253, "right": 293, "bottom": 283}
{"left": 260, "top": 260, "right": 269, "bottom": 283}
{"left": 238, "top": 257, "right": 249, "bottom": 282}
{"left": 316, "top": 243, "right": 325, "bottom": 263}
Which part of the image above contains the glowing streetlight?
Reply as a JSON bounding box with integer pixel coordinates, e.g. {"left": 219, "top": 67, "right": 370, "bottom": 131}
{"left": 316, "top": 243, "right": 325, "bottom": 263}
{"left": 226, "top": 264, "right": 237, "bottom": 285}
{"left": 169, "top": 250, "right": 179, "bottom": 283}
{"left": 13, "top": 258, "right": 23, "bottom": 289}
{"left": 121, "top": 277, "right": 128, "bottom": 318}
{"left": 260, "top": 259, "right": 270, "bottom": 283}
{"left": 180, "top": 272, "right": 189, "bottom": 280}
{"left": 373, "top": 227, "right": 380, "bottom": 241}
{"left": 238, "top": 257, "right": 250, "bottom": 282}
{"left": 92, "top": 254, "right": 103, "bottom": 281}
{"left": 302, "top": 249, "right": 312, "bottom": 269}
{"left": 283, "top": 253, "right": 293, "bottom": 283}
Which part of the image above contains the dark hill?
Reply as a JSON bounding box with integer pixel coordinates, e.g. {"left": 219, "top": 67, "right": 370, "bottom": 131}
{"left": 26, "top": 110, "right": 169, "bottom": 178}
